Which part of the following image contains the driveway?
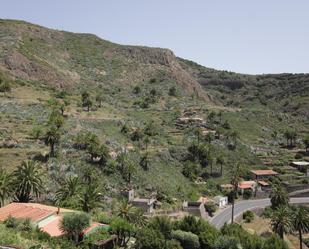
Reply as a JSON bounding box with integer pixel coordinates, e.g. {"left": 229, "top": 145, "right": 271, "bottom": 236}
{"left": 209, "top": 197, "right": 309, "bottom": 228}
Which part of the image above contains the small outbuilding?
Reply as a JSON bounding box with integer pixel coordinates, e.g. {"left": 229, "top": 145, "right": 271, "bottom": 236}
{"left": 214, "top": 196, "right": 228, "bottom": 208}
{"left": 291, "top": 161, "right": 309, "bottom": 176}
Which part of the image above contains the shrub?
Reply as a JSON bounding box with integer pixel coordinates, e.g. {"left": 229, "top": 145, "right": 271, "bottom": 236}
{"left": 149, "top": 78, "right": 157, "bottom": 83}
{"left": 94, "top": 212, "right": 113, "bottom": 224}
{"left": 171, "top": 230, "right": 200, "bottom": 249}
{"left": 213, "top": 235, "right": 240, "bottom": 249}
{"left": 262, "top": 207, "right": 273, "bottom": 218}
{"left": 133, "top": 86, "right": 141, "bottom": 94}
{"left": 243, "top": 189, "right": 252, "bottom": 199}
{"left": 243, "top": 210, "right": 254, "bottom": 223}
{"left": 199, "top": 227, "right": 220, "bottom": 249}
{"left": 83, "top": 227, "right": 110, "bottom": 244}
{"left": 168, "top": 86, "right": 177, "bottom": 96}
{"left": 205, "top": 202, "right": 217, "bottom": 217}
{"left": 135, "top": 227, "right": 166, "bottom": 249}
{"left": 263, "top": 234, "right": 289, "bottom": 249}
{"left": 30, "top": 126, "right": 43, "bottom": 139}
{"left": 4, "top": 215, "right": 19, "bottom": 228}
{"left": 18, "top": 218, "right": 33, "bottom": 232}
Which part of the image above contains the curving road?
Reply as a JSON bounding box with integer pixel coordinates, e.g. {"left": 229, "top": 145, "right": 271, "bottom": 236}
{"left": 209, "top": 197, "right": 309, "bottom": 229}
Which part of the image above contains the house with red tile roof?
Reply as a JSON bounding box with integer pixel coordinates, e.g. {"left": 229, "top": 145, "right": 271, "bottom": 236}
{"left": 0, "top": 203, "right": 103, "bottom": 237}
{"left": 251, "top": 169, "right": 278, "bottom": 180}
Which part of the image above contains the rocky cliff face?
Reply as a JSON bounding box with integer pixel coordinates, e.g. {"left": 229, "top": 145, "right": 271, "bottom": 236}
{"left": 0, "top": 19, "right": 210, "bottom": 100}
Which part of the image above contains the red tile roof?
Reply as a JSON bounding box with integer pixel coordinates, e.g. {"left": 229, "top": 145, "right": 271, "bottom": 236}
{"left": 238, "top": 181, "right": 255, "bottom": 189}
{"left": 251, "top": 170, "right": 278, "bottom": 176}
{"left": 0, "top": 203, "right": 54, "bottom": 222}
{"left": 258, "top": 180, "right": 270, "bottom": 186}
{"left": 0, "top": 203, "right": 103, "bottom": 237}
{"left": 41, "top": 215, "right": 64, "bottom": 237}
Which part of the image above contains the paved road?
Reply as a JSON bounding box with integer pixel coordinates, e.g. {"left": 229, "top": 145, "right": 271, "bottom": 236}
{"left": 210, "top": 197, "right": 309, "bottom": 229}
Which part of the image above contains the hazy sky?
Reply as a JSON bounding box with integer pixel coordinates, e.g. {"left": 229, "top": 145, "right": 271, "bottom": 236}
{"left": 1, "top": 0, "right": 308, "bottom": 74}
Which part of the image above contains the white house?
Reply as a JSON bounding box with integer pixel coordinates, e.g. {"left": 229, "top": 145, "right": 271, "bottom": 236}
{"left": 214, "top": 196, "right": 228, "bottom": 208}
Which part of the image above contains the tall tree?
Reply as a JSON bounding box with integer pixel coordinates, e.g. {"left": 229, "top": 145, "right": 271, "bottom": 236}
{"left": 78, "top": 182, "right": 102, "bottom": 212}
{"left": 284, "top": 129, "right": 297, "bottom": 147}
{"left": 0, "top": 170, "right": 13, "bottom": 207}
{"left": 55, "top": 176, "right": 81, "bottom": 205}
{"left": 292, "top": 206, "right": 309, "bottom": 249}
{"left": 216, "top": 156, "right": 225, "bottom": 176}
{"left": 60, "top": 212, "right": 90, "bottom": 243}
{"left": 271, "top": 205, "right": 292, "bottom": 239}
{"left": 13, "top": 161, "right": 44, "bottom": 202}
{"left": 230, "top": 163, "right": 242, "bottom": 223}
{"left": 140, "top": 152, "right": 150, "bottom": 170}
{"left": 110, "top": 217, "right": 134, "bottom": 247}
{"left": 44, "top": 125, "right": 61, "bottom": 156}
{"left": 270, "top": 183, "right": 289, "bottom": 209}
{"left": 116, "top": 200, "right": 136, "bottom": 222}
{"left": 122, "top": 156, "right": 136, "bottom": 183}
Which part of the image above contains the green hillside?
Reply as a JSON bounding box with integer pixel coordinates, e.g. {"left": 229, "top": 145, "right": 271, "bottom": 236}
{"left": 0, "top": 19, "right": 308, "bottom": 204}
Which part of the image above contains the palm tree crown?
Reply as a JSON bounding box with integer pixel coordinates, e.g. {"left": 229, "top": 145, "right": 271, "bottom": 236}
{"left": 271, "top": 205, "right": 293, "bottom": 239}
{"left": 292, "top": 206, "right": 309, "bottom": 249}
{"left": 13, "top": 160, "right": 44, "bottom": 202}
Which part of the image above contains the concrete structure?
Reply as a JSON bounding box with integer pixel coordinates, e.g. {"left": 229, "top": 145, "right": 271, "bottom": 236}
{"left": 0, "top": 203, "right": 102, "bottom": 237}
{"left": 121, "top": 188, "right": 135, "bottom": 202}
{"left": 182, "top": 201, "right": 207, "bottom": 219}
{"left": 122, "top": 188, "right": 157, "bottom": 213}
{"left": 214, "top": 196, "right": 228, "bottom": 207}
{"left": 292, "top": 161, "right": 309, "bottom": 176}
{"left": 131, "top": 197, "right": 156, "bottom": 213}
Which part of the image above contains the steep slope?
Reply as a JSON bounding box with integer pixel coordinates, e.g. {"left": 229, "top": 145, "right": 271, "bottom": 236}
{"left": 180, "top": 58, "right": 309, "bottom": 118}
{"left": 0, "top": 19, "right": 308, "bottom": 202}
{"left": 0, "top": 19, "right": 209, "bottom": 99}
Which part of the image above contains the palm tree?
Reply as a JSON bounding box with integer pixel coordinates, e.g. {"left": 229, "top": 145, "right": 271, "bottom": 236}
{"left": 78, "top": 183, "right": 102, "bottom": 213}
{"left": 140, "top": 152, "right": 150, "bottom": 170}
{"left": 230, "top": 163, "right": 242, "bottom": 223}
{"left": 271, "top": 205, "right": 292, "bottom": 239}
{"left": 0, "top": 169, "right": 13, "bottom": 207}
{"left": 122, "top": 157, "right": 136, "bottom": 183}
{"left": 13, "top": 161, "right": 44, "bottom": 202}
{"left": 116, "top": 200, "right": 136, "bottom": 222}
{"left": 44, "top": 126, "right": 61, "bottom": 156}
{"left": 270, "top": 183, "right": 289, "bottom": 209}
{"left": 292, "top": 206, "right": 309, "bottom": 249}
{"left": 216, "top": 156, "right": 225, "bottom": 176}
{"left": 283, "top": 129, "right": 297, "bottom": 148}
{"left": 55, "top": 176, "right": 81, "bottom": 204}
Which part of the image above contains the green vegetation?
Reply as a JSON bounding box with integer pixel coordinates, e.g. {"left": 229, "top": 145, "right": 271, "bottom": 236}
{"left": 0, "top": 19, "right": 308, "bottom": 248}
{"left": 243, "top": 210, "right": 254, "bottom": 223}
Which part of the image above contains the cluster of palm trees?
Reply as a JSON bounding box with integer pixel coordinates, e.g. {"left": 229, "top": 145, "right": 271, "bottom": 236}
{"left": 0, "top": 160, "right": 43, "bottom": 206}
{"left": 283, "top": 129, "right": 297, "bottom": 148}
{"left": 270, "top": 183, "right": 309, "bottom": 249}
{"left": 55, "top": 171, "right": 104, "bottom": 213}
